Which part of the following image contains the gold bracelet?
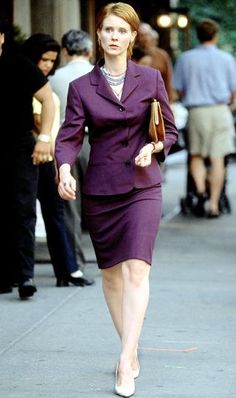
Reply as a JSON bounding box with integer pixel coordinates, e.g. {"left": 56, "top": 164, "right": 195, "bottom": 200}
{"left": 37, "top": 134, "right": 51, "bottom": 143}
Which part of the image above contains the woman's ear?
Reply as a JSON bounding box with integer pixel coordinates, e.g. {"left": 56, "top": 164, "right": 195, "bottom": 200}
{"left": 131, "top": 31, "right": 137, "bottom": 43}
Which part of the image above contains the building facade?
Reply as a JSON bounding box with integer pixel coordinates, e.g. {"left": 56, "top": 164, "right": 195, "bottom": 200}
{"left": 0, "top": 0, "right": 172, "bottom": 53}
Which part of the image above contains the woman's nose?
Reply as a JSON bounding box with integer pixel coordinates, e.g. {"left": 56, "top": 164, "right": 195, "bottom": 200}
{"left": 111, "top": 31, "right": 118, "bottom": 40}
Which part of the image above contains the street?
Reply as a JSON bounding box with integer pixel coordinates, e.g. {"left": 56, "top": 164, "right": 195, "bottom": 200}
{"left": 0, "top": 154, "right": 236, "bottom": 398}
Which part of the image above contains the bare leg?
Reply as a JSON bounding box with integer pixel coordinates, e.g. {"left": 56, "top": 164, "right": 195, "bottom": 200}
{"left": 118, "top": 259, "right": 150, "bottom": 391}
{"left": 102, "top": 259, "right": 150, "bottom": 393}
{"left": 101, "top": 265, "right": 140, "bottom": 372}
{"left": 190, "top": 155, "right": 207, "bottom": 194}
{"left": 209, "top": 157, "right": 225, "bottom": 213}
{"left": 101, "top": 265, "right": 123, "bottom": 338}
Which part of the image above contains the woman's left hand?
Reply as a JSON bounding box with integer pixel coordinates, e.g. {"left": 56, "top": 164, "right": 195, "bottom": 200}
{"left": 135, "top": 141, "right": 164, "bottom": 167}
{"left": 135, "top": 143, "right": 155, "bottom": 168}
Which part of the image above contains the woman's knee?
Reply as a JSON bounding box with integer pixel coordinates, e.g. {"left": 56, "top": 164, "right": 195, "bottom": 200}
{"left": 102, "top": 265, "right": 122, "bottom": 290}
{"left": 122, "top": 259, "right": 150, "bottom": 287}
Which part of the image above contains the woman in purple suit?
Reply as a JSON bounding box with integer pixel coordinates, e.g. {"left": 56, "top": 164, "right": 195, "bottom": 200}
{"left": 55, "top": 2, "right": 178, "bottom": 397}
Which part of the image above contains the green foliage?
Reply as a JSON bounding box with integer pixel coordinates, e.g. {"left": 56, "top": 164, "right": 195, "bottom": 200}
{"left": 178, "top": 0, "right": 236, "bottom": 55}
{"left": 12, "top": 25, "right": 27, "bottom": 45}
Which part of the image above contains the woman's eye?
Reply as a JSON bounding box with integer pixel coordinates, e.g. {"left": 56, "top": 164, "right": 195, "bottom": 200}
{"left": 41, "top": 58, "right": 55, "bottom": 63}
{"left": 119, "top": 29, "right": 127, "bottom": 34}
{"left": 105, "top": 27, "right": 113, "bottom": 33}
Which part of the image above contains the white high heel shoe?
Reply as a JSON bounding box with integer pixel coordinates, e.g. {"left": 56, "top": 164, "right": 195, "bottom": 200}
{"left": 115, "top": 363, "right": 135, "bottom": 397}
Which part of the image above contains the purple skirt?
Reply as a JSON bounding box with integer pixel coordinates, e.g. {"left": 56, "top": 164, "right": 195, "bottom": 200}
{"left": 83, "top": 185, "right": 162, "bottom": 269}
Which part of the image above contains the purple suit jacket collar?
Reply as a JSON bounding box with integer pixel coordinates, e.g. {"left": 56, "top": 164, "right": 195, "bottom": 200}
{"left": 89, "top": 59, "right": 141, "bottom": 104}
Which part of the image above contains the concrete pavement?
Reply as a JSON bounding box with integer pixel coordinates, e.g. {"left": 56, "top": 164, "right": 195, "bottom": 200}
{"left": 0, "top": 155, "right": 236, "bottom": 397}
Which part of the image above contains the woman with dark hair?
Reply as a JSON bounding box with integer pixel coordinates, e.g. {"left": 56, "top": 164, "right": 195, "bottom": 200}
{"left": 22, "top": 33, "right": 61, "bottom": 72}
{"left": 22, "top": 34, "right": 92, "bottom": 287}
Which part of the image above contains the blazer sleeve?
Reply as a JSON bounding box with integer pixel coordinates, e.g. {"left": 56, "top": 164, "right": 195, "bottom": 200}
{"left": 55, "top": 82, "right": 86, "bottom": 168}
{"left": 155, "top": 70, "right": 178, "bottom": 163}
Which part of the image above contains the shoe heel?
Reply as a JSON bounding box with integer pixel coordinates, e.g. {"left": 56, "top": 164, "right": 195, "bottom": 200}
{"left": 56, "top": 278, "right": 69, "bottom": 287}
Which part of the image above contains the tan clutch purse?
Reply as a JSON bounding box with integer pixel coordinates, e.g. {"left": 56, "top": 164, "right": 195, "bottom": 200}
{"left": 148, "top": 99, "right": 165, "bottom": 143}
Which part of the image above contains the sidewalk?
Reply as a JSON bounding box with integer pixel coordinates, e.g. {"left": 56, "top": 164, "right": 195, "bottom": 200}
{"left": 0, "top": 158, "right": 236, "bottom": 397}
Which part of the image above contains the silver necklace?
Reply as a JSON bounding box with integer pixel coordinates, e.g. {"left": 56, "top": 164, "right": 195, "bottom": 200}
{"left": 101, "top": 66, "right": 126, "bottom": 86}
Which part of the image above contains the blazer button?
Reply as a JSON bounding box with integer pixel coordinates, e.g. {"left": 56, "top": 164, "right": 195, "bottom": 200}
{"left": 122, "top": 140, "right": 128, "bottom": 147}
{"left": 125, "top": 160, "right": 131, "bottom": 167}
{"left": 119, "top": 107, "right": 124, "bottom": 112}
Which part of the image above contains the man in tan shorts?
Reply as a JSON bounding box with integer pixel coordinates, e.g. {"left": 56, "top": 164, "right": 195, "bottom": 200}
{"left": 174, "top": 19, "right": 236, "bottom": 217}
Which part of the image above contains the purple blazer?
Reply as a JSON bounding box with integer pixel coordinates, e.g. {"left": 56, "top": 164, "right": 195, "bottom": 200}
{"left": 55, "top": 60, "right": 178, "bottom": 195}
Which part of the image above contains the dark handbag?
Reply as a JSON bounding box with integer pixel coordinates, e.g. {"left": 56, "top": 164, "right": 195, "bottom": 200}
{"left": 148, "top": 99, "right": 165, "bottom": 143}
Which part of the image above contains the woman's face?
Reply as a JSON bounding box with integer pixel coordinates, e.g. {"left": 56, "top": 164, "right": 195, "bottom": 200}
{"left": 37, "top": 51, "right": 58, "bottom": 76}
{"left": 97, "top": 14, "right": 136, "bottom": 57}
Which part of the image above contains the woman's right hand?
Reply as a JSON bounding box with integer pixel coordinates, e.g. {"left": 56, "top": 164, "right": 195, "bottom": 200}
{"left": 58, "top": 164, "right": 76, "bottom": 201}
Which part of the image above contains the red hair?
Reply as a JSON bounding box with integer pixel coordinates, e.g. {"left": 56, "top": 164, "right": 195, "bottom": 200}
{"left": 96, "top": 2, "right": 140, "bottom": 59}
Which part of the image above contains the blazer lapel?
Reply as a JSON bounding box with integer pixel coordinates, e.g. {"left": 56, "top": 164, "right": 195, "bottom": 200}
{"left": 89, "top": 60, "right": 141, "bottom": 104}
{"left": 121, "top": 60, "right": 140, "bottom": 103}
{"left": 90, "top": 63, "right": 120, "bottom": 105}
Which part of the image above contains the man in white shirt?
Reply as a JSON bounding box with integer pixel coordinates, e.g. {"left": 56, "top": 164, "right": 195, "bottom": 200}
{"left": 174, "top": 19, "right": 236, "bottom": 218}
{"left": 50, "top": 29, "right": 95, "bottom": 281}
{"left": 50, "top": 30, "right": 94, "bottom": 124}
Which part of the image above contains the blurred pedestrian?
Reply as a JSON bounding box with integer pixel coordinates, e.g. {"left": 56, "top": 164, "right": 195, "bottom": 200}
{"left": 174, "top": 18, "right": 236, "bottom": 218}
{"left": 136, "top": 22, "right": 174, "bottom": 101}
{"left": 50, "top": 29, "right": 95, "bottom": 274}
{"left": 55, "top": 2, "right": 178, "bottom": 397}
{"left": 50, "top": 29, "right": 94, "bottom": 124}
{"left": 22, "top": 33, "right": 93, "bottom": 287}
{"left": 0, "top": 21, "right": 54, "bottom": 299}
{"left": 132, "top": 45, "right": 152, "bottom": 66}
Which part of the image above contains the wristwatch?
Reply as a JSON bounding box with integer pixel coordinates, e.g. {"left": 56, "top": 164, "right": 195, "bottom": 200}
{"left": 37, "top": 134, "right": 51, "bottom": 143}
